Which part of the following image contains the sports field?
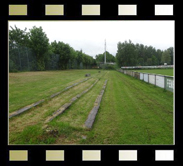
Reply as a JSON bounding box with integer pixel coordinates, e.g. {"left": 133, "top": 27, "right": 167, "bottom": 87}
{"left": 9, "top": 70, "right": 173, "bottom": 145}
{"left": 133, "top": 68, "right": 173, "bottom": 76}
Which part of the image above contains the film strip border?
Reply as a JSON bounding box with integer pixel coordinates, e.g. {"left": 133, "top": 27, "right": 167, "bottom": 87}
{"left": 8, "top": 149, "right": 175, "bottom": 161}
{"left": 4, "top": 1, "right": 178, "bottom": 165}
{"left": 8, "top": 4, "right": 174, "bottom": 16}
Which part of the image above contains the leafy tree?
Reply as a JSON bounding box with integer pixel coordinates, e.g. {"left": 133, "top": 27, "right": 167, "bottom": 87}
{"left": 95, "top": 51, "right": 115, "bottom": 63}
{"left": 9, "top": 25, "right": 96, "bottom": 71}
{"left": 106, "top": 51, "right": 116, "bottom": 62}
{"left": 29, "top": 26, "right": 49, "bottom": 70}
{"left": 167, "top": 47, "right": 174, "bottom": 65}
{"left": 9, "top": 25, "right": 29, "bottom": 47}
{"left": 69, "top": 47, "right": 77, "bottom": 69}
{"left": 161, "top": 49, "right": 171, "bottom": 65}
{"left": 95, "top": 53, "right": 104, "bottom": 63}
{"left": 116, "top": 40, "right": 173, "bottom": 67}
{"left": 156, "top": 49, "right": 163, "bottom": 65}
{"left": 152, "top": 55, "right": 158, "bottom": 65}
{"left": 9, "top": 25, "right": 31, "bottom": 71}
{"left": 138, "top": 58, "right": 144, "bottom": 66}
{"left": 147, "top": 58, "right": 152, "bottom": 65}
{"left": 116, "top": 40, "right": 137, "bottom": 66}
{"left": 44, "top": 44, "right": 58, "bottom": 70}
{"left": 83, "top": 54, "right": 89, "bottom": 69}
{"left": 76, "top": 50, "right": 83, "bottom": 68}
{"left": 91, "top": 58, "right": 97, "bottom": 67}
{"left": 51, "top": 41, "right": 76, "bottom": 69}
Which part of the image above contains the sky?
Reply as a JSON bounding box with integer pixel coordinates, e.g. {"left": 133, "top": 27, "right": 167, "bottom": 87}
{"left": 9, "top": 21, "right": 174, "bottom": 58}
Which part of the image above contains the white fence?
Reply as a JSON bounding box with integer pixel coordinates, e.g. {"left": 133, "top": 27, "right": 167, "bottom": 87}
{"left": 156, "top": 75, "right": 165, "bottom": 88}
{"left": 144, "top": 73, "right": 148, "bottom": 83}
{"left": 117, "top": 69, "right": 174, "bottom": 92}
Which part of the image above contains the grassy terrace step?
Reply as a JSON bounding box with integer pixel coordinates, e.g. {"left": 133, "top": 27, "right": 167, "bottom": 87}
{"left": 9, "top": 99, "right": 45, "bottom": 119}
{"left": 9, "top": 70, "right": 100, "bottom": 113}
{"left": 9, "top": 76, "right": 100, "bottom": 144}
{"left": 44, "top": 79, "right": 99, "bottom": 124}
{"left": 9, "top": 77, "right": 91, "bottom": 118}
{"left": 84, "top": 80, "right": 108, "bottom": 129}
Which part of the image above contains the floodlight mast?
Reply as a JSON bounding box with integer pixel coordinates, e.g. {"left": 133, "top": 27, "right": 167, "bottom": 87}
{"left": 104, "top": 39, "right": 106, "bottom": 64}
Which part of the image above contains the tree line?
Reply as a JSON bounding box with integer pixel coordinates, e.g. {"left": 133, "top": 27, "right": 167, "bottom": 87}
{"left": 9, "top": 26, "right": 97, "bottom": 72}
{"left": 116, "top": 40, "right": 173, "bottom": 67}
{"left": 9, "top": 26, "right": 173, "bottom": 72}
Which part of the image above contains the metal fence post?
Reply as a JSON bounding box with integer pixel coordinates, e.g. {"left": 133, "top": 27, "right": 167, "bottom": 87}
{"left": 164, "top": 76, "right": 166, "bottom": 90}
{"left": 155, "top": 74, "right": 156, "bottom": 86}
{"left": 143, "top": 73, "right": 144, "bottom": 81}
{"left": 148, "top": 73, "right": 149, "bottom": 83}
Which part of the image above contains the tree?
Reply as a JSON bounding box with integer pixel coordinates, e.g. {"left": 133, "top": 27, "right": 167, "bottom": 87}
{"left": 91, "top": 58, "right": 97, "bottom": 67}
{"left": 76, "top": 50, "right": 83, "bottom": 68}
{"left": 51, "top": 41, "right": 76, "bottom": 69}
{"left": 95, "top": 53, "right": 104, "bottom": 63}
{"left": 116, "top": 40, "right": 174, "bottom": 67}
{"left": 167, "top": 47, "right": 174, "bottom": 65}
{"left": 9, "top": 25, "right": 29, "bottom": 47}
{"left": 116, "top": 42, "right": 124, "bottom": 67}
{"left": 116, "top": 40, "right": 137, "bottom": 67}
{"left": 138, "top": 58, "right": 144, "bottom": 66}
{"left": 137, "top": 44, "right": 145, "bottom": 65}
{"left": 83, "top": 54, "right": 89, "bottom": 69}
{"left": 9, "top": 25, "right": 97, "bottom": 71}
{"left": 161, "top": 49, "right": 171, "bottom": 65}
{"left": 9, "top": 25, "right": 31, "bottom": 71}
{"left": 152, "top": 55, "right": 158, "bottom": 65}
{"left": 105, "top": 51, "right": 116, "bottom": 62}
{"left": 95, "top": 51, "right": 115, "bottom": 63}
{"left": 69, "top": 47, "right": 77, "bottom": 69}
{"left": 29, "top": 26, "right": 49, "bottom": 70}
{"left": 147, "top": 58, "right": 152, "bottom": 66}
{"left": 156, "top": 49, "right": 163, "bottom": 65}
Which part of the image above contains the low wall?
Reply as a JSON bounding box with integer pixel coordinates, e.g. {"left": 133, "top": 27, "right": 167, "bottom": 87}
{"left": 117, "top": 69, "right": 174, "bottom": 92}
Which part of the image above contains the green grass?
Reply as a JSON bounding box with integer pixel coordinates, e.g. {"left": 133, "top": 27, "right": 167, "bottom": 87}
{"left": 80, "top": 71, "right": 173, "bottom": 144}
{"left": 9, "top": 69, "right": 99, "bottom": 113}
{"left": 9, "top": 70, "right": 173, "bottom": 145}
{"left": 10, "top": 124, "right": 57, "bottom": 144}
{"left": 133, "top": 68, "right": 173, "bottom": 76}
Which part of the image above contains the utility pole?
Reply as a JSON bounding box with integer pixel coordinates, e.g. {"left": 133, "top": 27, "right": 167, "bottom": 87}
{"left": 104, "top": 39, "right": 106, "bottom": 64}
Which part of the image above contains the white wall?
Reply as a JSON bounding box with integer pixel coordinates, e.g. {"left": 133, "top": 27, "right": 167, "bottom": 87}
{"left": 149, "top": 74, "right": 155, "bottom": 85}
{"left": 144, "top": 74, "right": 148, "bottom": 82}
{"left": 156, "top": 75, "right": 165, "bottom": 88}
{"left": 140, "top": 73, "right": 143, "bottom": 80}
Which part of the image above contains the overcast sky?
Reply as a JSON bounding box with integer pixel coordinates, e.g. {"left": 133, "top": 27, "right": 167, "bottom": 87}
{"left": 9, "top": 21, "right": 174, "bottom": 58}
